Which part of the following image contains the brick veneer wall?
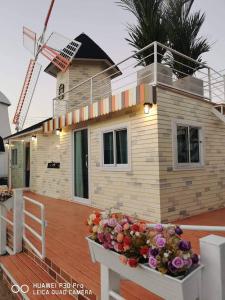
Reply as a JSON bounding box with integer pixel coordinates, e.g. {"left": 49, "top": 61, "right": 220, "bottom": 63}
{"left": 55, "top": 60, "right": 112, "bottom": 116}
{"left": 157, "top": 87, "right": 225, "bottom": 222}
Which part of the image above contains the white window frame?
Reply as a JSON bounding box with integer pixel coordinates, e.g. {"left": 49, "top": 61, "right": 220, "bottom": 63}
{"left": 100, "top": 123, "right": 131, "bottom": 171}
{"left": 172, "top": 119, "right": 204, "bottom": 170}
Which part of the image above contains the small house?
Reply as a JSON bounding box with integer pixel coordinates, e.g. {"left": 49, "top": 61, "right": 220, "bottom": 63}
{"left": 5, "top": 35, "right": 225, "bottom": 222}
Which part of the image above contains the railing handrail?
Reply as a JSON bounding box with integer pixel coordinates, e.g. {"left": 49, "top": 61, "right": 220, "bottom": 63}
{"left": 147, "top": 224, "right": 225, "bottom": 232}
{"left": 23, "top": 196, "right": 46, "bottom": 259}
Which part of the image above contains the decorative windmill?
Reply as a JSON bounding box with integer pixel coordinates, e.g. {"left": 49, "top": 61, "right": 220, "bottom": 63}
{"left": 13, "top": 0, "right": 81, "bottom": 131}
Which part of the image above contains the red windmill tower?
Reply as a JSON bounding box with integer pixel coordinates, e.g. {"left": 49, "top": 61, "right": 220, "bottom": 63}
{"left": 13, "top": 0, "right": 81, "bottom": 131}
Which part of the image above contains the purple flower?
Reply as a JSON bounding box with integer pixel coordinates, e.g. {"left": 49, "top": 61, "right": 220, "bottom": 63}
{"left": 168, "top": 261, "right": 177, "bottom": 273}
{"left": 114, "top": 224, "right": 123, "bottom": 233}
{"left": 149, "top": 248, "right": 159, "bottom": 257}
{"left": 179, "top": 240, "right": 191, "bottom": 251}
{"left": 148, "top": 256, "right": 157, "bottom": 269}
{"left": 183, "top": 258, "right": 192, "bottom": 268}
{"left": 97, "top": 232, "right": 104, "bottom": 243}
{"left": 175, "top": 226, "right": 183, "bottom": 235}
{"left": 154, "top": 224, "right": 163, "bottom": 232}
{"left": 192, "top": 254, "right": 199, "bottom": 265}
{"left": 108, "top": 218, "right": 117, "bottom": 227}
{"left": 172, "top": 257, "right": 184, "bottom": 269}
{"left": 156, "top": 237, "right": 166, "bottom": 248}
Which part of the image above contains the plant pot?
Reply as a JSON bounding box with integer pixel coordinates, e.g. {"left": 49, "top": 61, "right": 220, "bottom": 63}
{"left": 173, "top": 76, "right": 204, "bottom": 96}
{"left": 137, "top": 63, "right": 173, "bottom": 86}
{"left": 86, "top": 237, "right": 203, "bottom": 300}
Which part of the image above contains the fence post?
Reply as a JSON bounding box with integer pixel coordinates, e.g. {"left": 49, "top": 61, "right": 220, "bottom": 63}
{"left": 13, "top": 189, "right": 23, "bottom": 254}
{"left": 0, "top": 205, "right": 7, "bottom": 255}
{"left": 153, "top": 42, "right": 158, "bottom": 86}
{"left": 101, "top": 264, "right": 121, "bottom": 300}
{"left": 200, "top": 234, "right": 225, "bottom": 300}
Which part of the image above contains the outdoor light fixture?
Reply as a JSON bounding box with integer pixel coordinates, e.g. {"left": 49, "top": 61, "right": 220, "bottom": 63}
{"left": 31, "top": 135, "right": 37, "bottom": 141}
{"left": 144, "top": 102, "right": 153, "bottom": 114}
{"left": 56, "top": 128, "right": 62, "bottom": 136}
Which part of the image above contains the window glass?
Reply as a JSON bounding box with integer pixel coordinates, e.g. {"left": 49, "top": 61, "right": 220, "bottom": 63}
{"left": 116, "top": 129, "right": 128, "bottom": 164}
{"left": 177, "top": 126, "right": 189, "bottom": 163}
{"left": 103, "top": 132, "right": 114, "bottom": 164}
{"left": 190, "top": 127, "right": 200, "bottom": 163}
{"left": 12, "top": 149, "right": 18, "bottom": 166}
{"left": 58, "top": 84, "right": 65, "bottom": 100}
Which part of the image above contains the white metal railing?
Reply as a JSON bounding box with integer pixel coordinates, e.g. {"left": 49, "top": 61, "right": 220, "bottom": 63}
{"left": 147, "top": 223, "right": 225, "bottom": 232}
{"left": 53, "top": 41, "right": 225, "bottom": 116}
{"left": 23, "top": 196, "right": 46, "bottom": 259}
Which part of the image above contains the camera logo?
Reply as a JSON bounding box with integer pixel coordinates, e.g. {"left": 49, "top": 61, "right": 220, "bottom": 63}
{"left": 11, "top": 284, "right": 29, "bottom": 294}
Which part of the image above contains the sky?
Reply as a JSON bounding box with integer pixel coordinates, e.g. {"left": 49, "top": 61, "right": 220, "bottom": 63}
{"left": 0, "top": 0, "right": 225, "bottom": 132}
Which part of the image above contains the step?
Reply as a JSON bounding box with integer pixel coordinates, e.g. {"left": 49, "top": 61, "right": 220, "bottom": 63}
{"left": 0, "top": 253, "right": 75, "bottom": 300}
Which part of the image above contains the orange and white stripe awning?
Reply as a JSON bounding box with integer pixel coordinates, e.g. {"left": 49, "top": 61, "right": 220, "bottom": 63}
{"left": 43, "top": 84, "right": 152, "bottom": 133}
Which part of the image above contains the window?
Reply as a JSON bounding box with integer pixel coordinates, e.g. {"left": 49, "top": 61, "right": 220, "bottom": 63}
{"left": 173, "top": 121, "right": 203, "bottom": 169}
{"left": 12, "top": 148, "right": 18, "bottom": 166}
{"left": 102, "top": 128, "right": 129, "bottom": 168}
{"left": 58, "top": 84, "right": 65, "bottom": 100}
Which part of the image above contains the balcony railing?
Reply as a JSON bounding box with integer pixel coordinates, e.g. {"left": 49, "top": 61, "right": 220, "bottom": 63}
{"left": 53, "top": 41, "right": 225, "bottom": 116}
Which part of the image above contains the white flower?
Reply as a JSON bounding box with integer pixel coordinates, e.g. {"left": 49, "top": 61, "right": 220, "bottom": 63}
{"left": 130, "top": 231, "right": 134, "bottom": 235}
{"left": 135, "top": 232, "right": 140, "bottom": 237}
{"left": 146, "top": 240, "right": 150, "bottom": 244}
{"left": 183, "top": 253, "right": 191, "bottom": 259}
{"left": 164, "top": 253, "right": 169, "bottom": 258}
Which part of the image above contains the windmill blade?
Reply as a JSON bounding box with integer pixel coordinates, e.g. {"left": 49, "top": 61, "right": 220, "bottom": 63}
{"left": 23, "top": 27, "right": 37, "bottom": 57}
{"left": 13, "top": 59, "right": 41, "bottom": 131}
{"left": 40, "top": 32, "right": 81, "bottom": 72}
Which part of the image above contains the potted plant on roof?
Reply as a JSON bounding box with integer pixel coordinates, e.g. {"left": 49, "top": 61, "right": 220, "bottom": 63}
{"left": 117, "top": 0, "right": 210, "bottom": 97}
{"left": 86, "top": 211, "right": 203, "bottom": 300}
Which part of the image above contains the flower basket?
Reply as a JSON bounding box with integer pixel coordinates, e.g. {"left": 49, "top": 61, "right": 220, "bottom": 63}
{"left": 87, "top": 237, "right": 203, "bottom": 300}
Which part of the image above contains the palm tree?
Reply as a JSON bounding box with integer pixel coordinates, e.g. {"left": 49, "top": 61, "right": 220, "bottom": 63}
{"left": 117, "top": 0, "right": 210, "bottom": 76}
{"left": 117, "top": 0, "right": 168, "bottom": 65}
{"left": 165, "top": 0, "right": 210, "bottom": 78}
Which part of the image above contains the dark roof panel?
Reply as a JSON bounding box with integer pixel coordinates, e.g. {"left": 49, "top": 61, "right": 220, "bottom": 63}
{"left": 4, "top": 118, "right": 52, "bottom": 140}
{"left": 44, "top": 33, "right": 121, "bottom": 78}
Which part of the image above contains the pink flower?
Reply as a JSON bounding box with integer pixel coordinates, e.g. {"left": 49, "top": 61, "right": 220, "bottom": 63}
{"left": 155, "top": 237, "right": 166, "bottom": 248}
{"left": 123, "top": 223, "right": 130, "bottom": 230}
{"left": 114, "top": 242, "right": 123, "bottom": 252}
{"left": 148, "top": 256, "right": 157, "bottom": 269}
{"left": 119, "top": 255, "right": 128, "bottom": 265}
{"left": 114, "top": 224, "right": 123, "bottom": 233}
{"left": 183, "top": 258, "right": 192, "bottom": 268}
{"left": 172, "top": 257, "right": 184, "bottom": 269}
{"left": 108, "top": 218, "right": 117, "bottom": 227}
{"left": 154, "top": 224, "right": 163, "bottom": 232}
{"left": 116, "top": 233, "right": 124, "bottom": 243}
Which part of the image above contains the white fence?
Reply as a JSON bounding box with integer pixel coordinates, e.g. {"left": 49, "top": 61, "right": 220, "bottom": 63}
{"left": 0, "top": 189, "right": 46, "bottom": 259}
{"left": 23, "top": 195, "right": 46, "bottom": 259}
{"left": 53, "top": 41, "right": 225, "bottom": 116}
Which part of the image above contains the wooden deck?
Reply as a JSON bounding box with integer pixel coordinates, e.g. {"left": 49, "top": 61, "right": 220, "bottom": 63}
{"left": 1, "top": 192, "right": 225, "bottom": 299}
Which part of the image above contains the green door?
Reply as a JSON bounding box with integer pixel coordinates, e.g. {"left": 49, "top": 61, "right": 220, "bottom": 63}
{"left": 74, "top": 129, "right": 89, "bottom": 199}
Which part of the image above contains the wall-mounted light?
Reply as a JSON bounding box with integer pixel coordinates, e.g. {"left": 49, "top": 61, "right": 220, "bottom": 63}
{"left": 56, "top": 128, "right": 62, "bottom": 136}
{"left": 144, "top": 102, "right": 153, "bottom": 114}
{"left": 31, "top": 135, "right": 37, "bottom": 141}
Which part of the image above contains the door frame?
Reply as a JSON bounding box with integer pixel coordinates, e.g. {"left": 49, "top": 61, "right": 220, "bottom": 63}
{"left": 72, "top": 127, "right": 91, "bottom": 205}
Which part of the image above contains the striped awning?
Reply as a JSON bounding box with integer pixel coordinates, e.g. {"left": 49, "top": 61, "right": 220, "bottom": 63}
{"left": 43, "top": 84, "right": 151, "bottom": 133}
